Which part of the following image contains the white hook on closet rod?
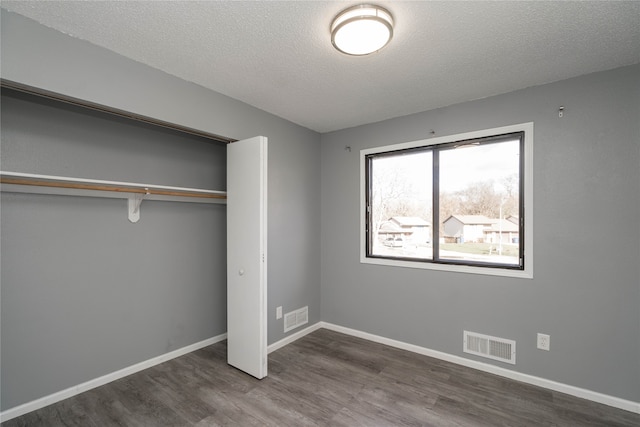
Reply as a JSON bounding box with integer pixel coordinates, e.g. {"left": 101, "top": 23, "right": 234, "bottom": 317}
{"left": 128, "top": 189, "right": 149, "bottom": 223}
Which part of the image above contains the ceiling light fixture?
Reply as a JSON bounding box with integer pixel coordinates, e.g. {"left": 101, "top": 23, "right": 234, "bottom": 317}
{"left": 331, "top": 4, "right": 393, "bottom": 56}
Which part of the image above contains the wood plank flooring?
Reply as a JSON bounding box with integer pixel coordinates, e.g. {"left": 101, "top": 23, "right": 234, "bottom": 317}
{"left": 3, "top": 328, "right": 639, "bottom": 426}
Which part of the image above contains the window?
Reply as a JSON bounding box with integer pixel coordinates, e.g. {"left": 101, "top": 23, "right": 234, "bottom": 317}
{"left": 361, "top": 123, "right": 533, "bottom": 278}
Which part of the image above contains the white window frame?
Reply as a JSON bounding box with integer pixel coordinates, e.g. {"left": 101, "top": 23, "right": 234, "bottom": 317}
{"left": 360, "top": 122, "right": 533, "bottom": 279}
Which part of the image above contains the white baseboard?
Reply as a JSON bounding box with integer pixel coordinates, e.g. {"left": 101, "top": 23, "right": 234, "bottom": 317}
{"left": 0, "top": 333, "right": 227, "bottom": 423}
{"left": 319, "top": 322, "right": 640, "bottom": 415}
{"left": 267, "top": 322, "right": 323, "bottom": 354}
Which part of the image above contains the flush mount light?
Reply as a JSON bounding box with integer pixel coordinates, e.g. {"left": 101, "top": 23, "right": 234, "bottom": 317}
{"left": 331, "top": 4, "right": 393, "bottom": 56}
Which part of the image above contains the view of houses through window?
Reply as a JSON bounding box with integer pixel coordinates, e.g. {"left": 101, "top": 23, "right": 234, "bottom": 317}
{"left": 367, "top": 133, "right": 523, "bottom": 269}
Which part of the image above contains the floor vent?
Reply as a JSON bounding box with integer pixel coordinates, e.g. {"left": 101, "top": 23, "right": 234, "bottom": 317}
{"left": 463, "top": 331, "right": 516, "bottom": 365}
{"left": 284, "top": 306, "right": 308, "bottom": 333}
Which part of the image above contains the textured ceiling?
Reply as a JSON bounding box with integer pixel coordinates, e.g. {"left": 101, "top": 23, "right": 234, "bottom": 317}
{"left": 3, "top": 1, "right": 640, "bottom": 133}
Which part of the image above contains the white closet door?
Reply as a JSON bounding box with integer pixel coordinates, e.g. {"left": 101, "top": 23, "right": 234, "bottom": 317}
{"left": 227, "top": 136, "right": 268, "bottom": 379}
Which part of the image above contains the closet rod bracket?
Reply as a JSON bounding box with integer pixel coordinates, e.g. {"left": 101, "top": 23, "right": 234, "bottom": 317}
{"left": 128, "top": 189, "right": 149, "bottom": 223}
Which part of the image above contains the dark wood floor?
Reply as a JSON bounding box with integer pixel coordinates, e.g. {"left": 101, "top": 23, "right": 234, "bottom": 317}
{"left": 3, "top": 328, "right": 639, "bottom": 426}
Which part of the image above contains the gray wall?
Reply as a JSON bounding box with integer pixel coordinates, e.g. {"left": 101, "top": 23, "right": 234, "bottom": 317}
{"left": 1, "top": 10, "right": 321, "bottom": 411}
{"left": 320, "top": 64, "right": 640, "bottom": 402}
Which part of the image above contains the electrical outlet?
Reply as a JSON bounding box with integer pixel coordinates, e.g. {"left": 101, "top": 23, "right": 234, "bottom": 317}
{"left": 276, "top": 306, "right": 282, "bottom": 320}
{"left": 537, "top": 333, "right": 550, "bottom": 351}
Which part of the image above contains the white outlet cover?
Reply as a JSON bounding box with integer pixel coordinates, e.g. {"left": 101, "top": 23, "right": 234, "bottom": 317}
{"left": 276, "top": 306, "right": 282, "bottom": 319}
{"left": 537, "top": 333, "right": 550, "bottom": 351}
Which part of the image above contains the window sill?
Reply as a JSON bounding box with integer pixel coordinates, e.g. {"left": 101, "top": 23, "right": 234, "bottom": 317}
{"left": 360, "top": 256, "right": 533, "bottom": 279}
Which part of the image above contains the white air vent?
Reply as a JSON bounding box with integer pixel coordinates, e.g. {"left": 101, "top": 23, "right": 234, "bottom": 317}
{"left": 284, "top": 306, "right": 308, "bottom": 332}
{"left": 284, "top": 312, "right": 297, "bottom": 331}
{"left": 463, "top": 331, "right": 516, "bottom": 364}
{"left": 297, "top": 306, "right": 308, "bottom": 325}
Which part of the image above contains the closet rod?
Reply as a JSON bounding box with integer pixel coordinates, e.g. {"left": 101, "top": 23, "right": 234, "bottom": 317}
{"left": 1, "top": 79, "right": 237, "bottom": 145}
{"left": 0, "top": 178, "right": 225, "bottom": 200}
{"left": 0, "top": 172, "right": 226, "bottom": 200}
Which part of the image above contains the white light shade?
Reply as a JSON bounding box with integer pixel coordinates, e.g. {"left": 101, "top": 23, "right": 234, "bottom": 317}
{"left": 331, "top": 4, "right": 393, "bottom": 56}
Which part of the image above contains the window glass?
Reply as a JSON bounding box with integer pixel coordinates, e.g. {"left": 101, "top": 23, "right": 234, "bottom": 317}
{"left": 439, "top": 139, "right": 520, "bottom": 266}
{"left": 369, "top": 151, "right": 432, "bottom": 260}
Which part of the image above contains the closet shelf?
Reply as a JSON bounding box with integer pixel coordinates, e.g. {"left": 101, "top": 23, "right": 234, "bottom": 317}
{"left": 0, "top": 171, "right": 226, "bottom": 223}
